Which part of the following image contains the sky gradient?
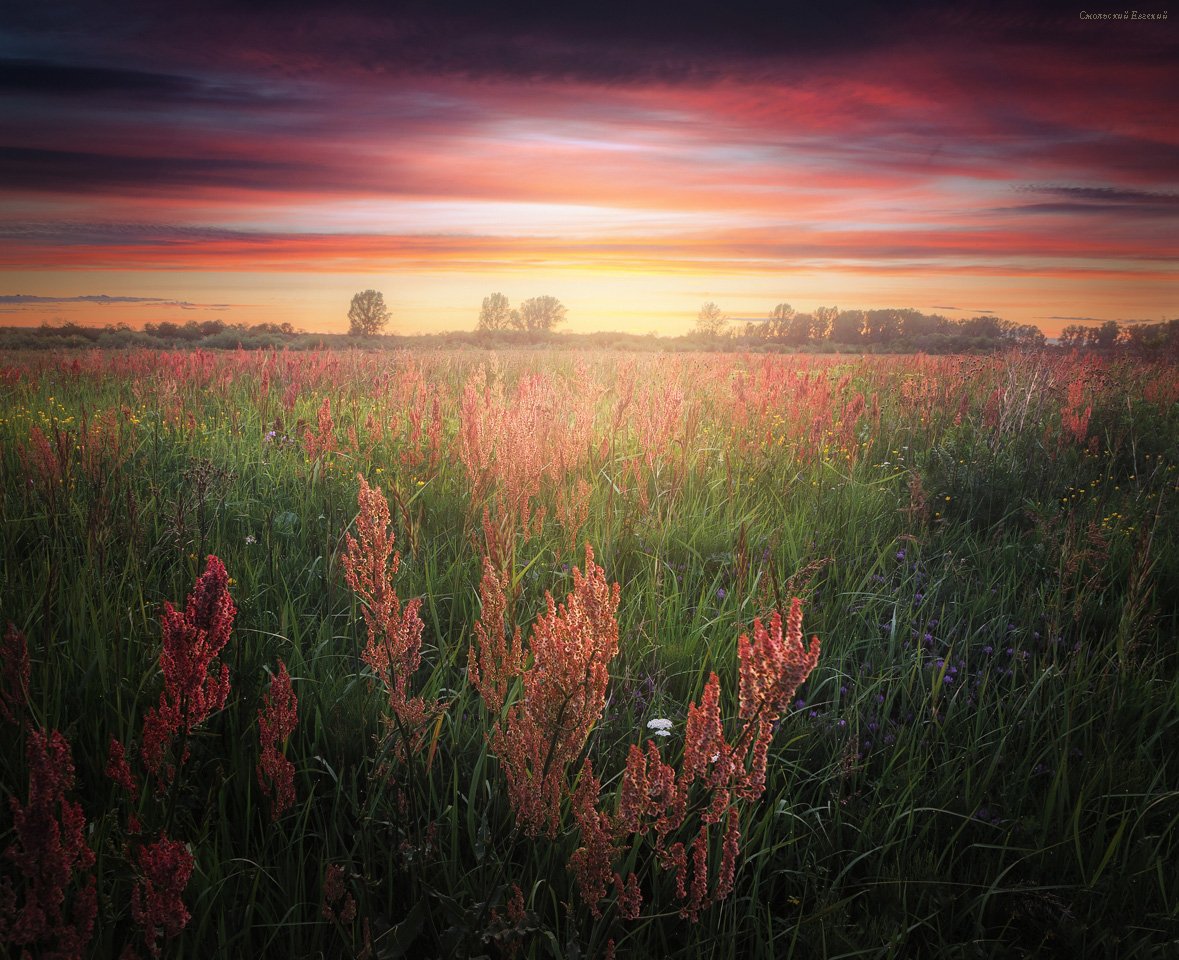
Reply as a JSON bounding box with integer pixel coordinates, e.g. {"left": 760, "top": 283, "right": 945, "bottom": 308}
{"left": 1, "top": 0, "right": 1176, "bottom": 336}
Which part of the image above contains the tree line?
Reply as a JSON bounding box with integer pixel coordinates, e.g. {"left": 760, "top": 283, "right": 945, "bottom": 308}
{"left": 1057, "top": 318, "right": 1179, "bottom": 352}
{"left": 693, "top": 302, "right": 1053, "bottom": 350}
{"left": 3, "top": 293, "right": 1173, "bottom": 354}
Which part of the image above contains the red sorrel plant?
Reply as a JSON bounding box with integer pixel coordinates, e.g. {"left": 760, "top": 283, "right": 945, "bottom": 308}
{"left": 257, "top": 660, "right": 298, "bottom": 822}
{"left": 569, "top": 599, "right": 820, "bottom": 922}
{"left": 622, "top": 380, "right": 689, "bottom": 513}
{"left": 106, "top": 559, "right": 238, "bottom": 807}
{"left": 140, "top": 555, "right": 235, "bottom": 792}
{"left": 321, "top": 863, "right": 357, "bottom": 925}
{"left": 473, "top": 545, "right": 620, "bottom": 838}
{"left": 341, "top": 475, "right": 441, "bottom": 758}
{"left": 1061, "top": 376, "right": 1092, "bottom": 447}
{"left": 485, "top": 882, "right": 530, "bottom": 956}
{"left": 87, "top": 559, "right": 236, "bottom": 956}
{"left": 0, "top": 728, "right": 97, "bottom": 960}
{"left": 16, "top": 424, "right": 69, "bottom": 515}
{"left": 458, "top": 367, "right": 595, "bottom": 548}
{"left": 468, "top": 557, "right": 523, "bottom": 716}
{"left": 130, "top": 835, "right": 194, "bottom": 958}
{"left": 303, "top": 396, "right": 337, "bottom": 465}
{"left": 105, "top": 737, "right": 140, "bottom": 802}
{"left": 0, "top": 622, "right": 30, "bottom": 726}
{"left": 555, "top": 478, "right": 593, "bottom": 552}
{"left": 400, "top": 381, "right": 444, "bottom": 477}
{"left": 738, "top": 600, "right": 823, "bottom": 726}
{"left": 469, "top": 547, "right": 820, "bottom": 927}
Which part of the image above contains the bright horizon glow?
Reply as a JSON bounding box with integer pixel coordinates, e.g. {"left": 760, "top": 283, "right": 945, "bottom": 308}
{"left": 1, "top": 3, "right": 1176, "bottom": 337}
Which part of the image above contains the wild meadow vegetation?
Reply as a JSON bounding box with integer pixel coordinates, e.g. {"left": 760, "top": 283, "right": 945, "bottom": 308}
{"left": 1, "top": 348, "right": 1177, "bottom": 958}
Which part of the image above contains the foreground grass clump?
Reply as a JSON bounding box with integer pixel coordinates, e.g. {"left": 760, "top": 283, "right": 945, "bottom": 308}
{"left": 0, "top": 347, "right": 1176, "bottom": 958}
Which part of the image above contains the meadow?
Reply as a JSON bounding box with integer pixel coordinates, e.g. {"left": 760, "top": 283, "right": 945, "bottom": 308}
{"left": 0, "top": 347, "right": 1176, "bottom": 959}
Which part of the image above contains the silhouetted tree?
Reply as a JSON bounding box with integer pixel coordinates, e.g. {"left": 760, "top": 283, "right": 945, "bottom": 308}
{"left": 831, "top": 310, "right": 864, "bottom": 342}
{"left": 812, "top": 306, "right": 839, "bottom": 341}
{"left": 899, "top": 309, "right": 948, "bottom": 339}
{"left": 1091, "top": 320, "right": 1121, "bottom": 349}
{"left": 695, "top": 301, "right": 727, "bottom": 337}
{"left": 251, "top": 321, "right": 297, "bottom": 335}
{"left": 777, "top": 312, "right": 813, "bottom": 344}
{"left": 145, "top": 321, "right": 185, "bottom": 341}
{"left": 478, "top": 292, "right": 513, "bottom": 331}
{"left": 863, "top": 309, "right": 903, "bottom": 342}
{"left": 348, "top": 289, "right": 390, "bottom": 336}
{"left": 1121, "top": 321, "right": 1177, "bottom": 353}
{"left": 959, "top": 315, "right": 1011, "bottom": 340}
{"left": 515, "top": 295, "right": 566, "bottom": 332}
{"left": 767, "top": 303, "right": 794, "bottom": 339}
{"left": 1009, "top": 324, "right": 1046, "bottom": 347}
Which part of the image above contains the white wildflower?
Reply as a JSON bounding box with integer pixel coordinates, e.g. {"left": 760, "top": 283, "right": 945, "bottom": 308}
{"left": 646, "top": 718, "right": 673, "bottom": 736}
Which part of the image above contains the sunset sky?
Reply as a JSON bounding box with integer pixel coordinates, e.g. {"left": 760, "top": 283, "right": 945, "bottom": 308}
{"left": 1, "top": 0, "right": 1176, "bottom": 336}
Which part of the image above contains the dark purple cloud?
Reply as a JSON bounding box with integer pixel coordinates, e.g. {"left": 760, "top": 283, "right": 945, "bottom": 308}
{"left": 0, "top": 59, "right": 203, "bottom": 97}
{"left": 0, "top": 147, "right": 311, "bottom": 193}
{"left": 7, "top": 0, "right": 1157, "bottom": 84}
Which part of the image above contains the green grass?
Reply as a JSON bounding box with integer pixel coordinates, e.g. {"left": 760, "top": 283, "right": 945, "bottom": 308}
{"left": 1, "top": 347, "right": 1177, "bottom": 958}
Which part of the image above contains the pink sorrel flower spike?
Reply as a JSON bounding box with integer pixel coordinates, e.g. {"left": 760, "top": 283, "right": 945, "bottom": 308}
{"left": 130, "top": 835, "right": 194, "bottom": 958}
{"left": 257, "top": 660, "right": 298, "bottom": 821}
{"left": 737, "top": 598, "right": 821, "bottom": 723}
{"left": 341, "top": 475, "right": 438, "bottom": 750}
{"left": 2, "top": 728, "right": 97, "bottom": 958}
{"left": 105, "top": 737, "right": 140, "bottom": 801}
{"left": 141, "top": 555, "right": 235, "bottom": 786}
{"left": 468, "top": 556, "right": 523, "bottom": 715}
{"left": 492, "top": 545, "right": 620, "bottom": 838}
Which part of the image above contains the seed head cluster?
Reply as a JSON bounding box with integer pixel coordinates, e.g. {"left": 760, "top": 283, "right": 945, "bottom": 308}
{"left": 571, "top": 600, "right": 819, "bottom": 921}
{"left": 257, "top": 660, "right": 298, "bottom": 821}
{"left": 130, "top": 836, "right": 194, "bottom": 958}
{"left": 738, "top": 599, "right": 822, "bottom": 722}
{"left": 342, "top": 475, "right": 440, "bottom": 750}
{"left": 140, "top": 555, "right": 236, "bottom": 788}
{"left": 468, "top": 557, "right": 525, "bottom": 716}
{"left": 470, "top": 537, "right": 821, "bottom": 923}
{"left": 0, "top": 728, "right": 97, "bottom": 958}
{"left": 475, "top": 545, "right": 620, "bottom": 838}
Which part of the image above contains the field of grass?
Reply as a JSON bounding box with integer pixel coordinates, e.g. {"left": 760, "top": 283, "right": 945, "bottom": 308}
{"left": 1, "top": 347, "right": 1177, "bottom": 959}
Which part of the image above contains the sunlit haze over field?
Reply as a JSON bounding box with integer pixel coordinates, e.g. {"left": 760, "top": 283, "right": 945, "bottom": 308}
{"left": 1, "top": 0, "right": 1176, "bottom": 336}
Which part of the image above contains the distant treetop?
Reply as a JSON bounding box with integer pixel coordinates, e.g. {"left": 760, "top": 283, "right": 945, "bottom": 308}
{"left": 478, "top": 292, "right": 513, "bottom": 331}
{"left": 348, "top": 290, "right": 390, "bottom": 336}
{"left": 516, "top": 295, "right": 566, "bottom": 332}
{"left": 476, "top": 293, "right": 566, "bottom": 333}
{"left": 694, "top": 302, "right": 727, "bottom": 337}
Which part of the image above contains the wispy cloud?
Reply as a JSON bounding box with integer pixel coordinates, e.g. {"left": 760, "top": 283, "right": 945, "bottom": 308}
{"left": 1008, "top": 184, "right": 1179, "bottom": 217}
{"left": 0, "top": 294, "right": 230, "bottom": 308}
{"left": 1039, "top": 315, "right": 1157, "bottom": 324}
